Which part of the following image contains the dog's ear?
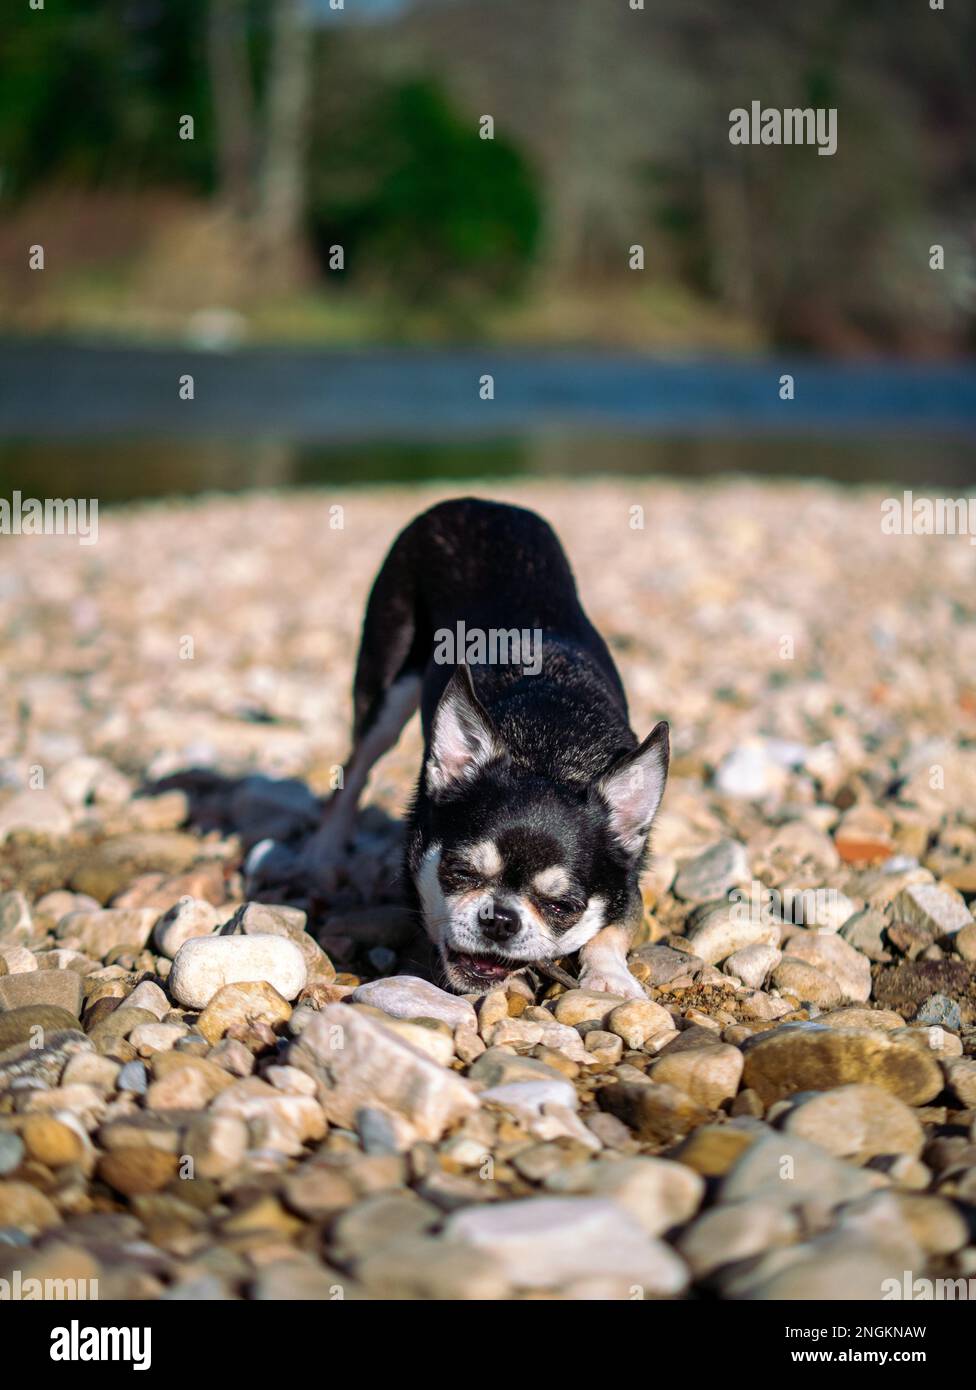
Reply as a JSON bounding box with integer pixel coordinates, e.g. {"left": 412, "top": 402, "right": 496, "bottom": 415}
{"left": 598, "top": 720, "right": 669, "bottom": 858}
{"left": 427, "top": 664, "right": 506, "bottom": 797}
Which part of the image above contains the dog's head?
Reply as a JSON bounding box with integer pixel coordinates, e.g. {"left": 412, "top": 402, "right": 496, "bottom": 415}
{"left": 412, "top": 666, "right": 669, "bottom": 994}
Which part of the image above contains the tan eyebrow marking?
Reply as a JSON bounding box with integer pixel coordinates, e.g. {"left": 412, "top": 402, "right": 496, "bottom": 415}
{"left": 532, "top": 865, "right": 571, "bottom": 896}
{"left": 464, "top": 839, "right": 503, "bottom": 877}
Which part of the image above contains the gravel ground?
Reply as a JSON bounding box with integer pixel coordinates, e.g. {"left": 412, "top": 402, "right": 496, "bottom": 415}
{"left": 1, "top": 477, "right": 975, "bottom": 1301}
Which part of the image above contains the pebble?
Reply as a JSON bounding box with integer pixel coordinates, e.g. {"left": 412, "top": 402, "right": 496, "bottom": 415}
{"left": 651, "top": 1042, "right": 744, "bottom": 1109}
{"left": 290, "top": 1003, "right": 478, "bottom": 1142}
{"left": 741, "top": 1022, "right": 944, "bottom": 1106}
{"left": 719, "top": 1132, "right": 884, "bottom": 1210}
{"left": 350, "top": 975, "right": 477, "bottom": 1030}
{"left": 117, "top": 1060, "right": 149, "bottom": 1094}
{"left": 544, "top": 1156, "right": 704, "bottom": 1236}
{"left": 677, "top": 1199, "right": 799, "bottom": 1278}
{"left": 182, "top": 1113, "right": 249, "bottom": 1179}
{"left": 673, "top": 838, "right": 749, "bottom": 903}
{"left": 894, "top": 882, "right": 973, "bottom": 936}
{"left": 552, "top": 989, "right": 630, "bottom": 1028}
{"left": 0, "top": 1004, "right": 81, "bottom": 1050}
{"left": 0, "top": 968, "right": 83, "bottom": 1016}
{"left": 771, "top": 958, "right": 843, "bottom": 1008}
{"left": 583, "top": 1030, "right": 623, "bottom": 1065}
{"left": 0, "top": 1181, "right": 62, "bottom": 1232}
{"left": 480, "top": 1078, "right": 578, "bottom": 1116}
{"left": 223, "top": 901, "right": 335, "bottom": 983}
{"left": 915, "top": 993, "right": 962, "bottom": 1031}
{"left": 153, "top": 896, "right": 222, "bottom": 958}
{"left": 598, "top": 1079, "right": 712, "bottom": 1142}
{"left": 777, "top": 1083, "right": 924, "bottom": 1160}
{"left": 781, "top": 929, "right": 872, "bottom": 1002}
{"left": 685, "top": 904, "right": 780, "bottom": 965}
{"left": 21, "top": 1114, "right": 87, "bottom": 1168}
{"left": 196, "top": 980, "right": 292, "bottom": 1045}
{"left": 723, "top": 943, "right": 781, "bottom": 988}
{"left": 168, "top": 933, "right": 307, "bottom": 1009}
{"left": 443, "top": 1196, "right": 689, "bottom": 1293}
{"left": 123, "top": 980, "right": 170, "bottom": 1020}
{"left": 57, "top": 908, "right": 158, "bottom": 956}
{"left": 0, "top": 1130, "right": 26, "bottom": 1174}
{"left": 605, "top": 999, "right": 674, "bottom": 1048}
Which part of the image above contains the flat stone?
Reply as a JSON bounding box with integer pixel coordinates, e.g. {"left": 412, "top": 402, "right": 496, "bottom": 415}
{"left": 553, "top": 989, "right": 630, "bottom": 1028}
{"left": 651, "top": 1043, "right": 744, "bottom": 1109}
{"left": 0, "top": 890, "right": 34, "bottom": 946}
{"left": 915, "top": 993, "right": 962, "bottom": 1031}
{"left": 443, "top": 1196, "right": 689, "bottom": 1293}
{"left": 0, "top": 1180, "right": 62, "bottom": 1232}
{"left": 778, "top": 1084, "right": 925, "bottom": 1160}
{"left": 181, "top": 1113, "right": 249, "bottom": 1179}
{"left": 350, "top": 976, "right": 476, "bottom": 1030}
{"left": 685, "top": 904, "right": 779, "bottom": 965}
{"left": 597, "top": 1079, "right": 712, "bottom": 1142}
{"left": 674, "top": 839, "right": 750, "bottom": 903}
{"left": 480, "top": 1078, "right": 578, "bottom": 1116}
{"left": 196, "top": 980, "right": 292, "bottom": 1045}
{"left": 840, "top": 909, "right": 891, "bottom": 962}
{"left": 153, "top": 897, "right": 222, "bottom": 958}
{"left": 544, "top": 1156, "right": 704, "bottom": 1236}
{"left": 741, "top": 1022, "right": 944, "bottom": 1106}
{"left": 632, "top": 943, "right": 704, "bottom": 986}
{"left": 723, "top": 944, "right": 782, "bottom": 989}
{"left": 0, "top": 790, "right": 72, "bottom": 842}
{"left": 672, "top": 1121, "right": 766, "bottom": 1178}
{"left": 57, "top": 908, "right": 158, "bottom": 956}
{"left": 355, "top": 1235, "right": 510, "bottom": 1300}
{"left": 772, "top": 959, "right": 843, "bottom": 1008}
{"left": 0, "top": 1005, "right": 81, "bottom": 1050}
{"left": 894, "top": 883, "right": 973, "bottom": 936}
{"left": 677, "top": 1199, "right": 799, "bottom": 1278}
{"left": 169, "top": 933, "right": 307, "bottom": 1009}
{"left": 222, "top": 901, "right": 334, "bottom": 983}
{"left": 782, "top": 929, "right": 872, "bottom": 1002}
{"left": 97, "top": 1147, "right": 180, "bottom": 1196}
{"left": 21, "top": 1114, "right": 87, "bottom": 1168}
{"left": 605, "top": 999, "right": 674, "bottom": 1049}
{"left": 289, "top": 1004, "right": 478, "bottom": 1142}
{"left": 719, "top": 1131, "right": 885, "bottom": 1210}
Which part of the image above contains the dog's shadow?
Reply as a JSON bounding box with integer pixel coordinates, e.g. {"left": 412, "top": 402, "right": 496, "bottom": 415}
{"left": 141, "top": 768, "right": 433, "bottom": 977}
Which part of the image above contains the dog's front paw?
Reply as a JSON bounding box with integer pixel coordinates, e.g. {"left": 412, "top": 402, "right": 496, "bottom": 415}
{"left": 578, "top": 966, "right": 646, "bottom": 1000}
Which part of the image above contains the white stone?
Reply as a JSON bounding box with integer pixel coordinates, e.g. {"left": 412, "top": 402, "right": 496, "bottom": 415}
{"left": 444, "top": 1197, "right": 689, "bottom": 1293}
{"left": 350, "top": 975, "right": 477, "bottom": 1030}
{"left": 168, "top": 933, "right": 307, "bottom": 1009}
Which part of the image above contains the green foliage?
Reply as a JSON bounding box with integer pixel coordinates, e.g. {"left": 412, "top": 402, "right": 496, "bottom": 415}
{"left": 308, "top": 78, "right": 542, "bottom": 304}
{"left": 0, "top": 0, "right": 212, "bottom": 194}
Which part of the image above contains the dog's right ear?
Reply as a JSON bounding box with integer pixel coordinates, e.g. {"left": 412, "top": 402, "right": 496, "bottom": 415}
{"left": 426, "top": 664, "right": 507, "bottom": 798}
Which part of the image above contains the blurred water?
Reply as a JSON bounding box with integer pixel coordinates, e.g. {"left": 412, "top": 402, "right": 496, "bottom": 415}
{"left": 1, "top": 342, "right": 974, "bottom": 500}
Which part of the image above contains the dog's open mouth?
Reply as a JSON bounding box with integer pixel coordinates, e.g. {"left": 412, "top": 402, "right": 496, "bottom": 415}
{"left": 445, "top": 947, "right": 518, "bottom": 986}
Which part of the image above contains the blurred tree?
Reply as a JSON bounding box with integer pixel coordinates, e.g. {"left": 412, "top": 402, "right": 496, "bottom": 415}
{"left": 308, "top": 75, "right": 541, "bottom": 312}
{"left": 207, "top": 0, "right": 256, "bottom": 218}
{"left": 254, "top": 0, "right": 313, "bottom": 285}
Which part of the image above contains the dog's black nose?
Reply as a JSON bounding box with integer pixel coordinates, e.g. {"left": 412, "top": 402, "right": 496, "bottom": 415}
{"left": 482, "top": 900, "right": 520, "bottom": 944}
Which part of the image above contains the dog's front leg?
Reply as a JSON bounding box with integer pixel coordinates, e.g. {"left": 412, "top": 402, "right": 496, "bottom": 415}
{"left": 578, "top": 922, "right": 645, "bottom": 999}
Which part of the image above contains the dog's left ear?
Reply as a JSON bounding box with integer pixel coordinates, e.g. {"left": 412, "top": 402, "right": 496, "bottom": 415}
{"left": 598, "top": 720, "right": 669, "bottom": 858}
